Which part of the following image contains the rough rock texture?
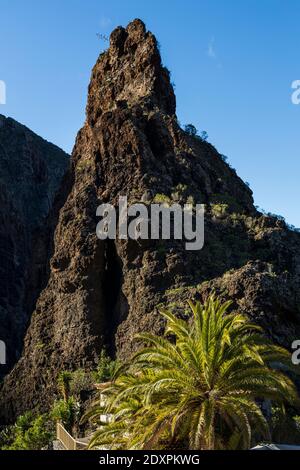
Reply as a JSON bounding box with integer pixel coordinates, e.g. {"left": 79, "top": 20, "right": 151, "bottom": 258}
{"left": 0, "top": 115, "right": 69, "bottom": 378}
{"left": 1, "top": 19, "right": 300, "bottom": 422}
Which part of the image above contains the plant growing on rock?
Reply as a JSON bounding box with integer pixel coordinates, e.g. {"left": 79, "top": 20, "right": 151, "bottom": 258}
{"left": 184, "top": 124, "right": 208, "bottom": 142}
{"left": 70, "top": 369, "right": 94, "bottom": 398}
{"left": 153, "top": 193, "right": 172, "bottom": 205}
{"left": 93, "top": 350, "right": 119, "bottom": 383}
{"left": 57, "top": 371, "right": 73, "bottom": 402}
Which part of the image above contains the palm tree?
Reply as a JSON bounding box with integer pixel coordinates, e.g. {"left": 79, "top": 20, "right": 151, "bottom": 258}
{"left": 85, "top": 296, "right": 299, "bottom": 450}
{"left": 54, "top": 371, "right": 79, "bottom": 434}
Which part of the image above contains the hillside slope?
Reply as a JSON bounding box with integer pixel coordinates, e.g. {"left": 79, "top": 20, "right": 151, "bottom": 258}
{"left": 1, "top": 19, "right": 300, "bottom": 422}
{"left": 0, "top": 115, "right": 69, "bottom": 379}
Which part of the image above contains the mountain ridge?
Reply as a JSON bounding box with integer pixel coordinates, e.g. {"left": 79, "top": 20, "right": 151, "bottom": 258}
{"left": 1, "top": 19, "right": 300, "bottom": 423}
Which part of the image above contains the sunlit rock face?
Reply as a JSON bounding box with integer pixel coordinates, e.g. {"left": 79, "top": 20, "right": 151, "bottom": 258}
{"left": 1, "top": 19, "right": 300, "bottom": 423}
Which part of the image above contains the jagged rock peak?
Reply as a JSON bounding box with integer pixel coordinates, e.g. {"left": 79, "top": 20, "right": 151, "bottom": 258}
{"left": 86, "top": 18, "right": 176, "bottom": 125}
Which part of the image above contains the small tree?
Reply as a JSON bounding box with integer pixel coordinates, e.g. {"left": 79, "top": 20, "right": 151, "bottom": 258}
{"left": 184, "top": 124, "right": 198, "bottom": 136}
{"left": 58, "top": 371, "right": 73, "bottom": 402}
{"left": 51, "top": 397, "right": 80, "bottom": 434}
{"left": 184, "top": 124, "right": 208, "bottom": 142}
{"left": 200, "top": 130, "right": 208, "bottom": 142}
{"left": 93, "top": 350, "right": 119, "bottom": 383}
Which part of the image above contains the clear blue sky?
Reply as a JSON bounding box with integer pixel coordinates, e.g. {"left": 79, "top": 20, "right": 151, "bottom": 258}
{"left": 1, "top": 0, "right": 299, "bottom": 226}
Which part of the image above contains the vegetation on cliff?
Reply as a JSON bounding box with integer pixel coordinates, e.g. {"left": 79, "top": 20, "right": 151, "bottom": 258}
{"left": 1, "top": 21, "right": 300, "bottom": 449}
{"left": 0, "top": 352, "right": 117, "bottom": 449}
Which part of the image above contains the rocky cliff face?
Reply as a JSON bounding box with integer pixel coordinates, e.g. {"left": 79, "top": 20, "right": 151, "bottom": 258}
{"left": 1, "top": 19, "right": 300, "bottom": 422}
{"left": 0, "top": 115, "right": 69, "bottom": 377}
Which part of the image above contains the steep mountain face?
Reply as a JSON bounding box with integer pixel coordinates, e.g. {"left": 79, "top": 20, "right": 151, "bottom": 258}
{"left": 1, "top": 19, "right": 300, "bottom": 422}
{"left": 0, "top": 115, "right": 69, "bottom": 377}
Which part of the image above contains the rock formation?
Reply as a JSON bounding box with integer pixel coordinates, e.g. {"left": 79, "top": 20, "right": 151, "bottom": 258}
{"left": 1, "top": 19, "right": 300, "bottom": 422}
{"left": 0, "top": 115, "right": 69, "bottom": 378}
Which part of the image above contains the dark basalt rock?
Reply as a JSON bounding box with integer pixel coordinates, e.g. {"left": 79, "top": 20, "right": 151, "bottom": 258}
{"left": 1, "top": 19, "right": 300, "bottom": 423}
{"left": 0, "top": 115, "right": 69, "bottom": 378}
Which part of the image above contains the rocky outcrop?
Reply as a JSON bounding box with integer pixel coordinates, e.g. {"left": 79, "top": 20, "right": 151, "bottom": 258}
{"left": 0, "top": 115, "right": 69, "bottom": 377}
{"left": 1, "top": 19, "right": 300, "bottom": 422}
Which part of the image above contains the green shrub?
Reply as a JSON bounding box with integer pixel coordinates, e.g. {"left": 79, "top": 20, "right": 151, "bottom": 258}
{"left": 153, "top": 193, "right": 172, "bottom": 205}
{"left": 93, "top": 350, "right": 119, "bottom": 383}
{"left": 77, "top": 160, "right": 92, "bottom": 172}
{"left": 271, "top": 406, "right": 300, "bottom": 444}
{"left": 211, "top": 203, "right": 229, "bottom": 217}
{"left": 51, "top": 397, "right": 80, "bottom": 433}
{"left": 2, "top": 412, "right": 53, "bottom": 450}
{"left": 70, "top": 369, "right": 94, "bottom": 398}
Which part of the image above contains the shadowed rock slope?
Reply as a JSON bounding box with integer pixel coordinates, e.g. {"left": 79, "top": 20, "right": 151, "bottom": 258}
{"left": 0, "top": 115, "right": 69, "bottom": 378}
{"left": 1, "top": 19, "right": 300, "bottom": 421}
